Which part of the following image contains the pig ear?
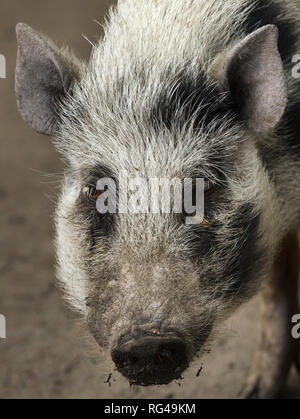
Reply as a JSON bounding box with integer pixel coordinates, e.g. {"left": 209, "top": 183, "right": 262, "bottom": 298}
{"left": 220, "top": 25, "right": 287, "bottom": 133}
{"left": 15, "top": 23, "right": 78, "bottom": 136}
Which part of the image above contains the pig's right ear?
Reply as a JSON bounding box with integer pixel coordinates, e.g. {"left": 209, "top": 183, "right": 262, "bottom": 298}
{"left": 15, "top": 23, "right": 80, "bottom": 136}
{"left": 220, "top": 25, "right": 287, "bottom": 134}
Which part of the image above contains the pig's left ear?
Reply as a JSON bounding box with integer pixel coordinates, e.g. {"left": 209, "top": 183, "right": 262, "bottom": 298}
{"left": 220, "top": 25, "right": 287, "bottom": 133}
{"left": 15, "top": 23, "right": 81, "bottom": 136}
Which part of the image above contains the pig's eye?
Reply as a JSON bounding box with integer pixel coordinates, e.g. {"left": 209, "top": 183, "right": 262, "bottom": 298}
{"left": 204, "top": 180, "right": 214, "bottom": 192}
{"left": 184, "top": 212, "right": 210, "bottom": 227}
{"left": 182, "top": 179, "right": 213, "bottom": 226}
{"left": 82, "top": 186, "right": 102, "bottom": 200}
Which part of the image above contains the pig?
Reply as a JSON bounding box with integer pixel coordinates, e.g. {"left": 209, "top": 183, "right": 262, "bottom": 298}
{"left": 15, "top": 0, "right": 300, "bottom": 398}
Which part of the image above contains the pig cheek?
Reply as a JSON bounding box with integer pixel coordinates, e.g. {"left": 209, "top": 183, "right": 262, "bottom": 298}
{"left": 85, "top": 282, "right": 118, "bottom": 349}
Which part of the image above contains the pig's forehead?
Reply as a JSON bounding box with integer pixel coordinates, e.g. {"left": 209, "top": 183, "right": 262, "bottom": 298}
{"left": 98, "top": 70, "right": 236, "bottom": 133}
{"left": 59, "top": 65, "right": 242, "bottom": 177}
{"left": 66, "top": 127, "right": 241, "bottom": 183}
{"left": 74, "top": 120, "right": 239, "bottom": 176}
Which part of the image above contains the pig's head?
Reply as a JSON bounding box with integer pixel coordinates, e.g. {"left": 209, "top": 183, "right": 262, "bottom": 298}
{"left": 16, "top": 23, "right": 287, "bottom": 385}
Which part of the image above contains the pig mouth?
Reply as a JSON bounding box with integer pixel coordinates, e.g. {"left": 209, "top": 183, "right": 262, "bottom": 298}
{"left": 111, "top": 335, "right": 189, "bottom": 386}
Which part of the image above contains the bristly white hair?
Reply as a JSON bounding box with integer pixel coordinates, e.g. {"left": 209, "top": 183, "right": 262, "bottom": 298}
{"left": 56, "top": 0, "right": 258, "bottom": 167}
{"left": 54, "top": 0, "right": 300, "bottom": 316}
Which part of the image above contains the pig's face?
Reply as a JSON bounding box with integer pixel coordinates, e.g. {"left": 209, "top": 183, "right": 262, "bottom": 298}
{"left": 16, "top": 23, "right": 286, "bottom": 386}
{"left": 55, "top": 131, "right": 278, "bottom": 385}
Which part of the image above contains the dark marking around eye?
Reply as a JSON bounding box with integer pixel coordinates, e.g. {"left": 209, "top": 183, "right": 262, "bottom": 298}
{"left": 220, "top": 204, "right": 262, "bottom": 297}
{"left": 187, "top": 202, "right": 263, "bottom": 300}
{"left": 76, "top": 165, "right": 117, "bottom": 248}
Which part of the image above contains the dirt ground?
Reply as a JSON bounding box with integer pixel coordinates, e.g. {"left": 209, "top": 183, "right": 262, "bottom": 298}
{"left": 0, "top": 0, "right": 299, "bottom": 399}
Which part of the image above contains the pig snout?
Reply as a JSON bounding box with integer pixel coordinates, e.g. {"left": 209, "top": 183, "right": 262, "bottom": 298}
{"left": 111, "top": 333, "right": 188, "bottom": 386}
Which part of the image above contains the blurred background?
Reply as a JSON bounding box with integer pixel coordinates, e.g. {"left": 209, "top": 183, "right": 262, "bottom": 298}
{"left": 0, "top": 0, "right": 299, "bottom": 399}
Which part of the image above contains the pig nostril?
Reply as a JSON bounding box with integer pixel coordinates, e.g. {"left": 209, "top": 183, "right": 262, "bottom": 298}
{"left": 158, "top": 348, "right": 172, "bottom": 362}
{"left": 116, "top": 354, "right": 128, "bottom": 368}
